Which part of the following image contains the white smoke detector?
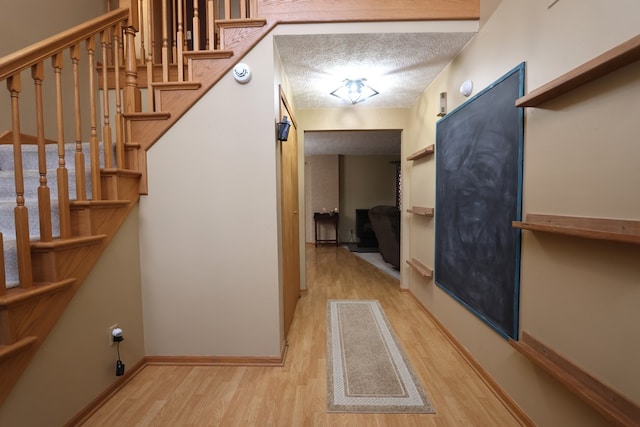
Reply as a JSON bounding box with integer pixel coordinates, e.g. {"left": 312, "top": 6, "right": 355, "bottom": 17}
{"left": 232, "top": 63, "right": 252, "bottom": 84}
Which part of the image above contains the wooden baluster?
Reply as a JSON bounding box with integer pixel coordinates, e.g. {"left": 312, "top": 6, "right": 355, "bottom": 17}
{"left": 176, "top": 0, "right": 184, "bottom": 81}
{"left": 249, "top": 0, "right": 256, "bottom": 18}
{"left": 171, "top": 0, "right": 177, "bottom": 60}
{"left": 120, "top": 0, "right": 141, "bottom": 113}
{"left": 7, "top": 75, "right": 34, "bottom": 288}
{"left": 71, "top": 44, "right": 87, "bottom": 201}
{"left": 101, "top": 30, "right": 114, "bottom": 169}
{"left": 146, "top": 38, "right": 154, "bottom": 112}
{"left": 138, "top": 0, "right": 147, "bottom": 64}
{"left": 207, "top": 0, "right": 215, "bottom": 50}
{"left": 240, "top": 0, "right": 246, "bottom": 19}
{"left": 32, "top": 62, "right": 53, "bottom": 242}
{"left": 193, "top": 0, "right": 201, "bottom": 50}
{"left": 52, "top": 53, "right": 71, "bottom": 238}
{"left": 118, "top": 17, "right": 126, "bottom": 68}
{"left": 143, "top": 0, "right": 155, "bottom": 111}
{"left": 148, "top": 0, "right": 157, "bottom": 64}
{"left": 224, "top": 0, "right": 231, "bottom": 19}
{"left": 113, "top": 23, "right": 126, "bottom": 169}
{"left": 182, "top": 0, "right": 188, "bottom": 51}
{"left": 106, "top": 0, "right": 114, "bottom": 66}
{"left": 86, "top": 36, "right": 102, "bottom": 201}
{"left": 0, "top": 233, "right": 5, "bottom": 295}
{"left": 161, "top": 0, "right": 169, "bottom": 82}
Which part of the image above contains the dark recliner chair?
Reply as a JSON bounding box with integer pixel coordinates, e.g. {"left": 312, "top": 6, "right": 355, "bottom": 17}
{"left": 368, "top": 205, "right": 401, "bottom": 269}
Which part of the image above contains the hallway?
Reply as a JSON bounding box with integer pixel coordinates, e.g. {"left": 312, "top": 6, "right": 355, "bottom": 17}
{"left": 81, "top": 246, "right": 523, "bottom": 426}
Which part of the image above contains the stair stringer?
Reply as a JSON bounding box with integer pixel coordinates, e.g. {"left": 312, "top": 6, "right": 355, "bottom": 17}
{"left": 0, "top": 169, "right": 142, "bottom": 406}
{"left": 126, "top": 20, "right": 276, "bottom": 154}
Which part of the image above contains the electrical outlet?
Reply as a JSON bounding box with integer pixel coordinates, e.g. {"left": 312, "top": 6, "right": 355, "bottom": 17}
{"left": 108, "top": 323, "right": 118, "bottom": 346}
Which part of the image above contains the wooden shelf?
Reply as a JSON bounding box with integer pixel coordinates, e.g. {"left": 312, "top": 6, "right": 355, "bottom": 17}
{"left": 510, "top": 332, "right": 640, "bottom": 427}
{"left": 516, "top": 34, "right": 640, "bottom": 107}
{"left": 406, "top": 144, "right": 434, "bottom": 161}
{"left": 513, "top": 214, "right": 640, "bottom": 245}
{"left": 406, "top": 206, "right": 434, "bottom": 217}
{"left": 406, "top": 257, "right": 433, "bottom": 279}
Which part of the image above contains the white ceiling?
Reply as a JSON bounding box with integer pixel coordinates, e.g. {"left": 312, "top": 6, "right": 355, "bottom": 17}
{"left": 274, "top": 30, "right": 476, "bottom": 155}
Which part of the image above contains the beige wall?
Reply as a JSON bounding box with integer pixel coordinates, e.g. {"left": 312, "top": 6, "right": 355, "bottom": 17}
{"left": 339, "top": 155, "right": 399, "bottom": 243}
{"left": 0, "top": 0, "right": 105, "bottom": 56}
{"left": 0, "top": 0, "right": 106, "bottom": 151}
{"left": 139, "top": 32, "right": 283, "bottom": 357}
{"left": 0, "top": 207, "right": 145, "bottom": 426}
{"left": 403, "top": 1, "right": 640, "bottom": 426}
{"left": 305, "top": 155, "right": 339, "bottom": 243}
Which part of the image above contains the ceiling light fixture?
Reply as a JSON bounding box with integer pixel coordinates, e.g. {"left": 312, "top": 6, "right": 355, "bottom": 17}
{"left": 330, "top": 78, "right": 379, "bottom": 105}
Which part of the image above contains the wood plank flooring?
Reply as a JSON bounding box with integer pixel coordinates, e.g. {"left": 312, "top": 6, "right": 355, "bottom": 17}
{"left": 80, "top": 246, "right": 524, "bottom": 426}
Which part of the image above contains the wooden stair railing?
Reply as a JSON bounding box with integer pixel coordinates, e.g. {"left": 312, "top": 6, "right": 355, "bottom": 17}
{"left": 0, "top": 4, "right": 144, "bottom": 405}
{"left": 0, "top": 0, "right": 271, "bottom": 405}
{"left": 101, "top": 0, "right": 271, "bottom": 192}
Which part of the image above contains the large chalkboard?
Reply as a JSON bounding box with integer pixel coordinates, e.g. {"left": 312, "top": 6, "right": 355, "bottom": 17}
{"left": 434, "top": 63, "right": 524, "bottom": 339}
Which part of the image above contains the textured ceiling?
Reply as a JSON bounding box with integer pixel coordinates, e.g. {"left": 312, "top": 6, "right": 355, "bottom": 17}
{"left": 275, "top": 32, "right": 475, "bottom": 109}
{"left": 275, "top": 31, "right": 476, "bottom": 155}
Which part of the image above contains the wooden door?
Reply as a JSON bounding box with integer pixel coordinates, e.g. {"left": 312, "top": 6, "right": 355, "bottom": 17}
{"left": 280, "top": 92, "right": 300, "bottom": 338}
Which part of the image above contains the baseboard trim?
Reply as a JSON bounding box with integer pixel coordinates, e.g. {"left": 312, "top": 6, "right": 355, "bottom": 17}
{"left": 402, "top": 288, "right": 535, "bottom": 427}
{"left": 67, "top": 343, "right": 288, "bottom": 425}
{"left": 146, "top": 343, "right": 288, "bottom": 367}
{"left": 65, "top": 357, "right": 146, "bottom": 427}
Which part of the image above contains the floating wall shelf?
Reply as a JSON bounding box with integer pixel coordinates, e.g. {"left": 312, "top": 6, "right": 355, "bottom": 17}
{"left": 515, "top": 34, "right": 640, "bottom": 107}
{"left": 406, "top": 206, "right": 434, "bottom": 217}
{"left": 406, "top": 257, "right": 433, "bottom": 279}
{"left": 510, "top": 332, "right": 640, "bottom": 427}
{"left": 406, "top": 144, "right": 434, "bottom": 161}
{"left": 513, "top": 214, "right": 640, "bottom": 245}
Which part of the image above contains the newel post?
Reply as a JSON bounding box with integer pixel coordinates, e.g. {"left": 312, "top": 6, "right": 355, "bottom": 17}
{"left": 120, "top": 0, "right": 141, "bottom": 113}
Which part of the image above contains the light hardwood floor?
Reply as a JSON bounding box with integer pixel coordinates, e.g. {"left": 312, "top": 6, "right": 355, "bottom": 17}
{"left": 81, "top": 246, "right": 524, "bottom": 426}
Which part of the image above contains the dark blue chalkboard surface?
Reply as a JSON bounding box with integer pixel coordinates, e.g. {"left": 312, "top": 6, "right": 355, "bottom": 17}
{"left": 434, "top": 63, "right": 524, "bottom": 339}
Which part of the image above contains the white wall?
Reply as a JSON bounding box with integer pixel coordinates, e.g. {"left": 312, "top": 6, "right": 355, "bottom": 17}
{"left": 139, "top": 36, "right": 283, "bottom": 357}
{"left": 403, "top": 1, "right": 640, "bottom": 426}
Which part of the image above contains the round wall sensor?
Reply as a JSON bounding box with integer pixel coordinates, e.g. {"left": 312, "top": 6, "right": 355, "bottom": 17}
{"left": 232, "top": 63, "right": 252, "bottom": 84}
{"left": 460, "top": 80, "right": 473, "bottom": 97}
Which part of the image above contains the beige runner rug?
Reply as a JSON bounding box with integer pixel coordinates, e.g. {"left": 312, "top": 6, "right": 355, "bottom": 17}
{"left": 327, "top": 300, "right": 435, "bottom": 414}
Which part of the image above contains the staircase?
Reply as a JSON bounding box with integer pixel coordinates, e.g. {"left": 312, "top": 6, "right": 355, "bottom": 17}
{"left": 0, "top": 0, "right": 271, "bottom": 405}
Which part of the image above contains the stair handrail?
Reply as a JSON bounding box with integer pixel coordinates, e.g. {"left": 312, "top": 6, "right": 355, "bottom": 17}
{"left": 0, "top": 6, "right": 139, "bottom": 289}
{"left": 0, "top": 9, "right": 130, "bottom": 81}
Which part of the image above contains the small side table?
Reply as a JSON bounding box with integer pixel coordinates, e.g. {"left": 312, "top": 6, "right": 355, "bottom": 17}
{"left": 314, "top": 213, "right": 339, "bottom": 247}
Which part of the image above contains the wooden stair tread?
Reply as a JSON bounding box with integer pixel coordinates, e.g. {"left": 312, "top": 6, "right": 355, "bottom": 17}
{"left": 152, "top": 81, "right": 202, "bottom": 91}
{"left": 0, "top": 278, "right": 75, "bottom": 308}
{"left": 30, "top": 234, "right": 107, "bottom": 251}
{"left": 100, "top": 168, "right": 143, "bottom": 178}
{"left": 0, "top": 337, "right": 38, "bottom": 362}
{"left": 0, "top": 131, "right": 57, "bottom": 146}
{"left": 217, "top": 18, "right": 267, "bottom": 28}
{"left": 122, "top": 112, "right": 171, "bottom": 121}
{"left": 182, "top": 50, "right": 234, "bottom": 60}
{"left": 70, "top": 199, "right": 130, "bottom": 209}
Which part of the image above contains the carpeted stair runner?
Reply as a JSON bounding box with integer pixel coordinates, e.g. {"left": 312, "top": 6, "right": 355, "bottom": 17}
{"left": 0, "top": 142, "right": 109, "bottom": 287}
